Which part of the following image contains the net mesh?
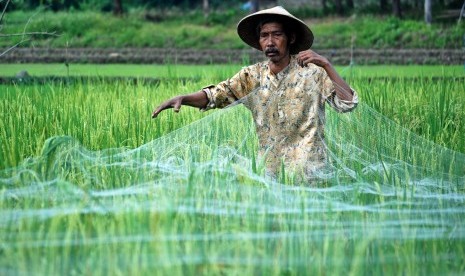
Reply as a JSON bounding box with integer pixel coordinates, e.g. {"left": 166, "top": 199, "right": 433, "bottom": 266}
{"left": 1, "top": 74, "right": 464, "bottom": 274}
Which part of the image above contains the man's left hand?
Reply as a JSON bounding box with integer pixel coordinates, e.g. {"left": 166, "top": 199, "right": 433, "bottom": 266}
{"left": 297, "top": 50, "right": 330, "bottom": 68}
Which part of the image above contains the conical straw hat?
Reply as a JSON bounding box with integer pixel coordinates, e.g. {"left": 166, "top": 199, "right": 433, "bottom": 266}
{"left": 237, "top": 6, "right": 314, "bottom": 54}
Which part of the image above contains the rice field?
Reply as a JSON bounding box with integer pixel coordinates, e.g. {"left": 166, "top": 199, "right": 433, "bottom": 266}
{"left": 2, "top": 63, "right": 463, "bottom": 78}
{"left": 0, "top": 64, "right": 464, "bottom": 275}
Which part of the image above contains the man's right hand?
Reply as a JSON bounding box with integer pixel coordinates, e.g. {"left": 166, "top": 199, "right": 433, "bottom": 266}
{"left": 151, "top": 91, "right": 209, "bottom": 119}
{"left": 151, "top": 96, "right": 183, "bottom": 118}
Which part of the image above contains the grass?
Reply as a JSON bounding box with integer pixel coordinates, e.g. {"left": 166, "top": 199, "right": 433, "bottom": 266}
{"left": 2, "top": 10, "right": 464, "bottom": 49}
{"left": 1, "top": 63, "right": 464, "bottom": 78}
{"left": 0, "top": 64, "right": 464, "bottom": 169}
{"left": 0, "top": 65, "right": 464, "bottom": 275}
{"left": 0, "top": 63, "right": 242, "bottom": 78}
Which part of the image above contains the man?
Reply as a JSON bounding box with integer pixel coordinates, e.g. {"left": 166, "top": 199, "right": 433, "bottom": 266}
{"left": 152, "top": 6, "right": 358, "bottom": 181}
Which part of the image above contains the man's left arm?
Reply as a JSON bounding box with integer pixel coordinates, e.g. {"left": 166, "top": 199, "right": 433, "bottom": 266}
{"left": 297, "top": 49, "right": 355, "bottom": 102}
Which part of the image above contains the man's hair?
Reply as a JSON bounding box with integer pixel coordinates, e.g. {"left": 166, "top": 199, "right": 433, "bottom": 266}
{"left": 255, "top": 15, "right": 296, "bottom": 45}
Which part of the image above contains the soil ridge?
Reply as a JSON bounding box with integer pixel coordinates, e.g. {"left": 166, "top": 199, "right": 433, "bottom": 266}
{"left": 3, "top": 47, "right": 464, "bottom": 65}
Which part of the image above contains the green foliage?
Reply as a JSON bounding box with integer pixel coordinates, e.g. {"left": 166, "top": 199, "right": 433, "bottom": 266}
{"left": 1, "top": 63, "right": 463, "bottom": 78}
{"left": 312, "top": 15, "right": 465, "bottom": 49}
{"left": 288, "top": 6, "right": 326, "bottom": 19}
{"left": 1, "top": 65, "right": 464, "bottom": 170}
{"left": 0, "top": 66, "right": 464, "bottom": 275}
{"left": 2, "top": 10, "right": 463, "bottom": 49}
{"left": 203, "top": 8, "right": 240, "bottom": 26}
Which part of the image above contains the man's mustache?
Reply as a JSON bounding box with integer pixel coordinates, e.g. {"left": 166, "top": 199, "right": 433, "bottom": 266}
{"left": 264, "top": 48, "right": 279, "bottom": 54}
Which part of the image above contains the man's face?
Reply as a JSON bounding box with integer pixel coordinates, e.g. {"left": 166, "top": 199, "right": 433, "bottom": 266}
{"left": 259, "top": 22, "right": 291, "bottom": 63}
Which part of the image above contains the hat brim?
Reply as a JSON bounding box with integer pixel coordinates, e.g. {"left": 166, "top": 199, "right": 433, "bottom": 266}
{"left": 237, "top": 9, "right": 313, "bottom": 55}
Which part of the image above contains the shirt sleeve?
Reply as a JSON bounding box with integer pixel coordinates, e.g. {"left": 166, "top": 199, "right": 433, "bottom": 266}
{"left": 202, "top": 64, "right": 260, "bottom": 111}
{"left": 320, "top": 67, "right": 359, "bottom": 113}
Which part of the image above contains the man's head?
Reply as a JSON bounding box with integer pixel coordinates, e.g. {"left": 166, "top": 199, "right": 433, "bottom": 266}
{"left": 237, "top": 6, "right": 313, "bottom": 55}
{"left": 258, "top": 20, "right": 295, "bottom": 63}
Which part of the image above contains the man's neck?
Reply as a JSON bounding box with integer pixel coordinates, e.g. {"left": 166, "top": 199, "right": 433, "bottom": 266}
{"left": 268, "top": 55, "right": 291, "bottom": 75}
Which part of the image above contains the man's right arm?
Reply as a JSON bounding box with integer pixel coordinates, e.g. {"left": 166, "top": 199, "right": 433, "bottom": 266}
{"left": 151, "top": 90, "right": 208, "bottom": 118}
{"left": 152, "top": 64, "right": 261, "bottom": 118}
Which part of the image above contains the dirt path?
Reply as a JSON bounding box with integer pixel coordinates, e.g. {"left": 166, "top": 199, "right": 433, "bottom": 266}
{"left": 3, "top": 48, "right": 464, "bottom": 65}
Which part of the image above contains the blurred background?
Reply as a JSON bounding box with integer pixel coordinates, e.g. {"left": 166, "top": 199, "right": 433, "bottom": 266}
{"left": 0, "top": 0, "right": 464, "bottom": 64}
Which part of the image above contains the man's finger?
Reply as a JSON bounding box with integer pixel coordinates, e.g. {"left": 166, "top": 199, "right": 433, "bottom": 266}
{"left": 173, "top": 101, "right": 181, "bottom": 113}
{"left": 152, "top": 108, "right": 161, "bottom": 118}
{"left": 151, "top": 104, "right": 167, "bottom": 118}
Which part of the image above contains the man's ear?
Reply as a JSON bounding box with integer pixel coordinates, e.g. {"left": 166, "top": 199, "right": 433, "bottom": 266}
{"left": 290, "top": 33, "right": 296, "bottom": 44}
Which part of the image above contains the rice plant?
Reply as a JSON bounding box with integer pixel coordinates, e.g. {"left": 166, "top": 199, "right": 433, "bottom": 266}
{"left": 0, "top": 66, "right": 464, "bottom": 275}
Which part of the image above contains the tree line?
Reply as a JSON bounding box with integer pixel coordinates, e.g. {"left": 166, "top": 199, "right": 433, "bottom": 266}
{"left": 2, "top": 0, "right": 463, "bottom": 23}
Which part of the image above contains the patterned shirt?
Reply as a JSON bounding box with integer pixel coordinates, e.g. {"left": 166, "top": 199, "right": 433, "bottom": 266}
{"left": 203, "top": 55, "right": 358, "bottom": 179}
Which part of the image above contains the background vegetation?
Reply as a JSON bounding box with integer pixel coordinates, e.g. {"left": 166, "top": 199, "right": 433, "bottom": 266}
{"left": 4, "top": 0, "right": 464, "bottom": 19}
{"left": 1, "top": 0, "right": 464, "bottom": 50}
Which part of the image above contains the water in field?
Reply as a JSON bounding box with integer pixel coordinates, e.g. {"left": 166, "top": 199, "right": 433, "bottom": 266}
{"left": 1, "top": 87, "right": 465, "bottom": 275}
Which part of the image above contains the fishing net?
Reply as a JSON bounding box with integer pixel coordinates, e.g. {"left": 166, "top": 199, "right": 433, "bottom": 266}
{"left": 1, "top": 70, "right": 464, "bottom": 274}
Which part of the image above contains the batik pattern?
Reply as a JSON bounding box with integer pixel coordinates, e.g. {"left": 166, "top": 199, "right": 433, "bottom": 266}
{"left": 203, "top": 56, "right": 358, "bottom": 179}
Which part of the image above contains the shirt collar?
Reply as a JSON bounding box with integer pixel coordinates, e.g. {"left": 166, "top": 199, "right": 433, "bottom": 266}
{"left": 267, "top": 56, "right": 294, "bottom": 80}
